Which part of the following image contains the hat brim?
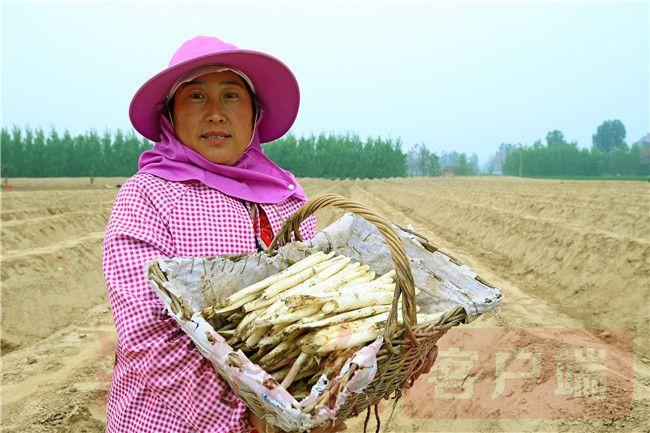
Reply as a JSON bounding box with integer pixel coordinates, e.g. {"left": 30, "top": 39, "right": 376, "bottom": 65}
{"left": 129, "top": 49, "right": 299, "bottom": 143}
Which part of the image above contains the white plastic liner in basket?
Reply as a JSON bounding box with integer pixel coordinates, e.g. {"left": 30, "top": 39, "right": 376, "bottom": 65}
{"left": 148, "top": 213, "right": 501, "bottom": 432}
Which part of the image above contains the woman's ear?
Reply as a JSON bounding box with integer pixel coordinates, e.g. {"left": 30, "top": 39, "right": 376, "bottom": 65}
{"left": 165, "top": 99, "right": 176, "bottom": 129}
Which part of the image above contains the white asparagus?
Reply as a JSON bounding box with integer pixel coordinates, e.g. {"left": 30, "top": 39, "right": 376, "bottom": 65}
{"left": 280, "top": 312, "right": 328, "bottom": 336}
{"left": 301, "top": 313, "right": 395, "bottom": 354}
{"left": 250, "top": 294, "right": 295, "bottom": 325}
{"left": 244, "top": 326, "right": 268, "bottom": 348}
{"left": 314, "top": 282, "right": 396, "bottom": 300}
{"left": 223, "top": 251, "right": 329, "bottom": 304}
{"left": 339, "top": 270, "right": 395, "bottom": 291}
{"left": 315, "top": 329, "right": 383, "bottom": 354}
{"left": 244, "top": 256, "right": 350, "bottom": 313}
{"left": 281, "top": 352, "right": 309, "bottom": 388}
{"left": 333, "top": 270, "right": 396, "bottom": 293}
{"left": 252, "top": 268, "right": 349, "bottom": 314}
{"left": 297, "top": 311, "right": 328, "bottom": 324}
{"left": 319, "top": 285, "right": 419, "bottom": 313}
{"left": 343, "top": 283, "right": 411, "bottom": 298}
{"left": 242, "top": 296, "right": 276, "bottom": 313}
{"left": 258, "top": 332, "right": 283, "bottom": 348}
{"left": 249, "top": 263, "right": 365, "bottom": 325}
{"left": 378, "top": 269, "right": 396, "bottom": 281}
{"left": 267, "top": 304, "right": 322, "bottom": 326}
{"left": 226, "top": 311, "right": 244, "bottom": 322}
{"left": 234, "top": 307, "right": 265, "bottom": 338}
{"left": 202, "top": 255, "right": 427, "bottom": 370}
{"left": 259, "top": 336, "right": 299, "bottom": 365}
{"left": 339, "top": 269, "right": 395, "bottom": 291}
{"left": 280, "top": 299, "right": 412, "bottom": 350}
{"left": 258, "top": 323, "right": 292, "bottom": 347}
{"left": 301, "top": 262, "right": 361, "bottom": 290}
{"left": 295, "top": 266, "right": 367, "bottom": 297}
{"left": 339, "top": 263, "right": 367, "bottom": 277}
{"left": 282, "top": 294, "right": 321, "bottom": 309}
{"left": 261, "top": 267, "right": 317, "bottom": 300}
{"left": 287, "top": 257, "right": 353, "bottom": 292}
{"left": 336, "top": 261, "right": 361, "bottom": 273}
{"left": 311, "top": 255, "right": 347, "bottom": 273}
{"left": 257, "top": 256, "right": 352, "bottom": 303}
{"left": 310, "top": 313, "right": 390, "bottom": 344}
{"left": 296, "top": 305, "right": 392, "bottom": 329}
{"left": 270, "top": 322, "right": 290, "bottom": 335}
{"left": 321, "top": 290, "right": 395, "bottom": 314}
{"left": 260, "top": 346, "right": 301, "bottom": 370}
{"left": 258, "top": 333, "right": 282, "bottom": 348}
{"left": 336, "top": 270, "right": 375, "bottom": 287}
{"left": 254, "top": 278, "right": 397, "bottom": 327}
{"left": 211, "top": 292, "right": 257, "bottom": 314}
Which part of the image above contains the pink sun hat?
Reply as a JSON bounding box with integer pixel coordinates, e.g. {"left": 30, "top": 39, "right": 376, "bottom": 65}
{"left": 129, "top": 35, "right": 300, "bottom": 143}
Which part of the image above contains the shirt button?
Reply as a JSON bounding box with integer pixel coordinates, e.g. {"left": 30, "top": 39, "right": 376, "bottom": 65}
{"left": 288, "top": 184, "right": 295, "bottom": 190}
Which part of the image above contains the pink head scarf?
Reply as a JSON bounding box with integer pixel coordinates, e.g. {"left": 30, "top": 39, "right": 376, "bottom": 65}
{"left": 137, "top": 68, "right": 306, "bottom": 204}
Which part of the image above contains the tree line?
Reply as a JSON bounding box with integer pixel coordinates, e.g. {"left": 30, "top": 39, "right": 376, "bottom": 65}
{"left": 403, "top": 144, "right": 479, "bottom": 176}
{"left": 0, "top": 127, "right": 477, "bottom": 180}
{"left": 4, "top": 120, "right": 643, "bottom": 180}
{"left": 489, "top": 120, "right": 649, "bottom": 177}
{"left": 1, "top": 126, "right": 151, "bottom": 178}
{"left": 264, "top": 132, "right": 408, "bottom": 178}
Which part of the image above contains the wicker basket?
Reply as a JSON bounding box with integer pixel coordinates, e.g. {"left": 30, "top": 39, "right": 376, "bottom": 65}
{"left": 148, "top": 193, "right": 498, "bottom": 432}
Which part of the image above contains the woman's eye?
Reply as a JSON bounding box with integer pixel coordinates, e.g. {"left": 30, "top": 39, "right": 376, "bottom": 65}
{"left": 224, "top": 92, "right": 239, "bottom": 99}
{"left": 190, "top": 92, "right": 204, "bottom": 99}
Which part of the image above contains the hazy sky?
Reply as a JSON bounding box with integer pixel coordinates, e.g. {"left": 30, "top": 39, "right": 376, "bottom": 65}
{"left": 2, "top": 1, "right": 648, "bottom": 163}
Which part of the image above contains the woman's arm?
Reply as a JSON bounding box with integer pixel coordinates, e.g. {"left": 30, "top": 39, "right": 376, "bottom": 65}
{"left": 103, "top": 180, "right": 252, "bottom": 432}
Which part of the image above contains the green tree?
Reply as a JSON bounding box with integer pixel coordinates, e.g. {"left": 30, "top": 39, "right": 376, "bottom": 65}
{"left": 415, "top": 143, "right": 430, "bottom": 175}
{"left": 592, "top": 120, "right": 626, "bottom": 154}
{"left": 501, "top": 126, "right": 648, "bottom": 178}
{"left": 413, "top": 143, "right": 440, "bottom": 176}
{"left": 31, "top": 128, "right": 47, "bottom": 177}
{"left": 454, "top": 153, "right": 475, "bottom": 175}
{"left": 469, "top": 153, "right": 479, "bottom": 173}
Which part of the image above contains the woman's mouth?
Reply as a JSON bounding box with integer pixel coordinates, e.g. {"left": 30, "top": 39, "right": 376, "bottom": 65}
{"left": 201, "top": 132, "right": 231, "bottom": 142}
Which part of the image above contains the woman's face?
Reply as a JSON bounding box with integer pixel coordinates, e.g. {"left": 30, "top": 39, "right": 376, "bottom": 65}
{"left": 171, "top": 71, "right": 254, "bottom": 166}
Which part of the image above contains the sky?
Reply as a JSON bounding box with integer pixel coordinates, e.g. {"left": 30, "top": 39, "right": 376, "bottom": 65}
{"left": 2, "top": 1, "right": 649, "bottom": 163}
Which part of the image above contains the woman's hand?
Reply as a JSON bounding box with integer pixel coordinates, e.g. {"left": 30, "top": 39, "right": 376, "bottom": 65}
{"left": 249, "top": 412, "right": 346, "bottom": 433}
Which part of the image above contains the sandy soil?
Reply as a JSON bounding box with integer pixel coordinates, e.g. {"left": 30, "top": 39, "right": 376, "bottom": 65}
{"left": 1, "top": 176, "right": 648, "bottom": 432}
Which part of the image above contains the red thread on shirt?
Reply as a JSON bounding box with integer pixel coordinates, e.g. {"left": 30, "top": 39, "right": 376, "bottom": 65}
{"left": 258, "top": 208, "right": 274, "bottom": 247}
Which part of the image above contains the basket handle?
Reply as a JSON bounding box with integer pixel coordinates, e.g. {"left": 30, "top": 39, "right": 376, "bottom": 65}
{"left": 267, "top": 193, "right": 418, "bottom": 351}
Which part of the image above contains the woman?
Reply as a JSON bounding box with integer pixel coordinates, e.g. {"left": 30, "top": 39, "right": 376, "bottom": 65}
{"left": 102, "top": 36, "right": 344, "bottom": 433}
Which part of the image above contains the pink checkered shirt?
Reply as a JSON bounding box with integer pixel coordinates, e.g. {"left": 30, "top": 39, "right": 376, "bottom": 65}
{"left": 102, "top": 172, "right": 317, "bottom": 433}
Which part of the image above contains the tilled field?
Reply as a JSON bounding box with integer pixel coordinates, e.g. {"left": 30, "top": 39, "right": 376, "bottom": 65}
{"left": 1, "top": 176, "right": 648, "bottom": 432}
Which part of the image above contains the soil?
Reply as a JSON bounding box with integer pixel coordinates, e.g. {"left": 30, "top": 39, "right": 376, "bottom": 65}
{"left": 1, "top": 176, "right": 648, "bottom": 432}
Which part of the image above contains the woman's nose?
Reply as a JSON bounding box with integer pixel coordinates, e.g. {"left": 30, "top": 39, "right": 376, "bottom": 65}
{"left": 206, "top": 100, "right": 226, "bottom": 123}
